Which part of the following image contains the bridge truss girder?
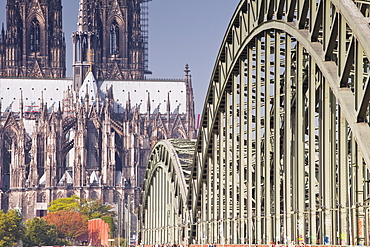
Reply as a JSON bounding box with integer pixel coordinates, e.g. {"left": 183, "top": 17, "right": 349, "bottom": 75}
{"left": 139, "top": 139, "right": 196, "bottom": 245}
{"left": 141, "top": 0, "right": 370, "bottom": 245}
{"left": 188, "top": 0, "right": 370, "bottom": 244}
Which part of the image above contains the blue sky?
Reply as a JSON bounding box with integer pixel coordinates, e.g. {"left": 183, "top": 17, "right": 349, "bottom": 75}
{"left": 0, "top": 0, "right": 240, "bottom": 114}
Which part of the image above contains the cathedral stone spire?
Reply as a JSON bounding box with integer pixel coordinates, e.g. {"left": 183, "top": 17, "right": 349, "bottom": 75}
{"left": 167, "top": 92, "right": 171, "bottom": 113}
{"left": 184, "top": 64, "right": 192, "bottom": 90}
{"left": 184, "top": 64, "right": 196, "bottom": 139}
{"left": 78, "top": 0, "right": 90, "bottom": 32}
{"left": 167, "top": 92, "right": 171, "bottom": 132}
{"left": 19, "top": 90, "right": 23, "bottom": 119}
{"left": 72, "top": 0, "right": 96, "bottom": 91}
{"left": 72, "top": 0, "right": 145, "bottom": 82}
{"left": 0, "top": 0, "right": 66, "bottom": 78}
{"left": 147, "top": 92, "right": 151, "bottom": 114}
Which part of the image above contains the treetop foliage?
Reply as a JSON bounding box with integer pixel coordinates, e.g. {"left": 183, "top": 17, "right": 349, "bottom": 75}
{"left": 23, "top": 217, "right": 61, "bottom": 247}
{"left": 48, "top": 195, "right": 81, "bottom": 212}
{"left": 48, "top": 195, "right": 116, "bottom": 220}
{"left": 46, "top": 196, "right": 116, "bottom": 242}
{"left": 80, "top": 199, "right": 116, "bottom": 220}
{"left": 44, "top": 210, "right": 88, "bottom": 240}
{"left": 0, "top": 209, "right": 24, "bottom": 247}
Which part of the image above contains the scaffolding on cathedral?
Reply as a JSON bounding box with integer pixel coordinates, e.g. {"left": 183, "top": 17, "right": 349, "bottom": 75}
{"left": 140, "top": 0, "right": 152, "bottom": 74}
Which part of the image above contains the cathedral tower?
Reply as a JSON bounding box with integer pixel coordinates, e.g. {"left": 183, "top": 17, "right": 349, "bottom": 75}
{"left": 72, "top": 0, "right": 145, "bottom": 90}
{"left": 0, "top": 0, "right": 66, "bottom": 78}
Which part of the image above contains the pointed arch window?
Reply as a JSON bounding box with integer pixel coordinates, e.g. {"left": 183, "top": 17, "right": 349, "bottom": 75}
{"left": 110, "top": 21, "right": 120, "bottom": 55}
{"left": 82, "top": 36, "right": 87, "bottom": 61}
{"left": 30, "top": 18, "right": 40, "bottom": 53}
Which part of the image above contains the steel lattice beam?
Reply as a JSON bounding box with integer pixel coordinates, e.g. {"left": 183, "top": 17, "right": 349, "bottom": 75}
{"left": 139, "top": 139, "right": 196, "bottom": 245}
{"left": 140, "top": 0, "right": 370, "bottom": 245}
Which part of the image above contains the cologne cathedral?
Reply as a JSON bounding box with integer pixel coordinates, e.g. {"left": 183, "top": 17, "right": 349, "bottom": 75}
{"left": 0, "top": 0, "right": 196, "bottom": 239}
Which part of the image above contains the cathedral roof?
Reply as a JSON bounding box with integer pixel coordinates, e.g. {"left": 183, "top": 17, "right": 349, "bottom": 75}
{"left": 79, "top": 71, "right": 98, "bottom": 104}
{"left": 100, "top": 79, "right": 188, "bottom": 114}
{"left": 0, "top": 77, "right": 189, "bottom": 116}
{"left": 0, "top": 78, "right": 71, "bottom": 113}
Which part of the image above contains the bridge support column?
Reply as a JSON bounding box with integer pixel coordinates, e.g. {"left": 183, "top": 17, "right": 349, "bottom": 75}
{"left": 225, "top": 89, "right": 231, "bottom": 244}
{"left": 232, "top": 73, "right": 239, "bottom": 244}
{"left": 264, "top": 31, "right": 272, "bottom": 244}
{"left": 219, "top": 111, "right": 225, "bottom": 245}
{"left": 254, "top": 38, "right": 262, "bottom": 245}
{"left": 212, "top": 132, "right": 219, "bottom": 244}
{"left": 308, "top": 56, "right": 317, "bottom": 245}
{"left": 273, "top": 30, "right": 282, "bottom": 244}
{"left": 295, "top": 42, "right": 306, "bottom": 245}
{"left": 338, "top": 110, "right": 348, "bottom": 245}
{"left": 284, "top": 34, "right": 293, "bottom": 245}
{"left": 247, "top": 44, "right": 254, "bottom": 245}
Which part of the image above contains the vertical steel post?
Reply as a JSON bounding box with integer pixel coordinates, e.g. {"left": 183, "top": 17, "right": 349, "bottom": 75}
{"left": 247, "top": 44, "right": 254, "bottom": 245}
{"left": 264, "top": 30, "right": 273, "bottom": 243}
{"left": 232, "top": 73, "right": 239, "bottom": 244}
{"left": 308, "top": 56, "right": 317, "bottom": 245}
{"left": 284, "top": 34, "right": 293, "bottom": 244}
{"left": 274, "top": 30, "right": 282, "bottom": 243}
{"left": 255, "top": 36, "right": 263, "bottom": 244}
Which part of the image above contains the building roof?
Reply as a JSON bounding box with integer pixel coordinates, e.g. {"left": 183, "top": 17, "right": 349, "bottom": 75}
{"left": 79, "top": 71, "right": 98, "bottom": 105}
{"left": 100, "top": 79, "right": 188, "bottom": 114}
{"left": 0, "top": 77, "right": 188, "bottom": 114}
{"left": 0, "top": 78, "right": 71, "bottom": 113}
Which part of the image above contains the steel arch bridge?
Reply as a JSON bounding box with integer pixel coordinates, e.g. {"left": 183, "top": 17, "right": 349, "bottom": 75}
{"left": 139, "top": 0, "right": 370, "bottom": 245}
{"left": 140, "top": 139, "right": 196, "bottom": 244}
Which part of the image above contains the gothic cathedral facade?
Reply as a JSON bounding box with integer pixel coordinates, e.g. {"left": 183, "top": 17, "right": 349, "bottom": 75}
{"left": 73, "top": 0, "right": 145, "bottom": 90}
{"left": 0, "top": 0, "right": 196, "bottom": 240}
{"left": 0, "top": 0, "right": 66, "bottom": 78}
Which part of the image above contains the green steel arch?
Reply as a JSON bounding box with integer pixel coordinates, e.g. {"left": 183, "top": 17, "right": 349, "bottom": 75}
{"left": 140, "top": 0, "right": 370, "bottom": 245}
{"left": 139, "top": 139, "right": 196, "bottom": 244}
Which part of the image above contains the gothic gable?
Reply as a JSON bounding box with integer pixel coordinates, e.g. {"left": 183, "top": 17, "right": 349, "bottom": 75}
{"left": 108, "top": 62, "right": 123, "bottom": 80}
{"left": 154, "top": 114, "right": 168, "bottom": 139}
{"left": 171, "top": 114, "right": 186, "bottom": 139}
{"left": 27, "top": 0, "right": 45, "bottom": 22}
{"left": 88, "top": 106, "right": 103, "bottom": 129}
{"left": 28, "top": 60, "right": 44, "bottom": 78}
{"left": 3, "top": 112, "right": 19, "bottom": 131}
{"left": 107, "top": 0, "right": 124, "bottom": 24}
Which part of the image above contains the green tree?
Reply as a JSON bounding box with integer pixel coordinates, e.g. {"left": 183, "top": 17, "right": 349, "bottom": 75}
{"left": 23, "top": 217, "right": 60, "bottom": 247}
{"left": 80, "top": 199, "right": 116, "bottom": 220}
{"left": 48, "top": 196, "right": 116, "bottom": 220}
{"left": 0, "top": 209, "right": 24, "bottom": 247}
{"left": 48, "top": 195, "right": 80, "bottom": 212}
